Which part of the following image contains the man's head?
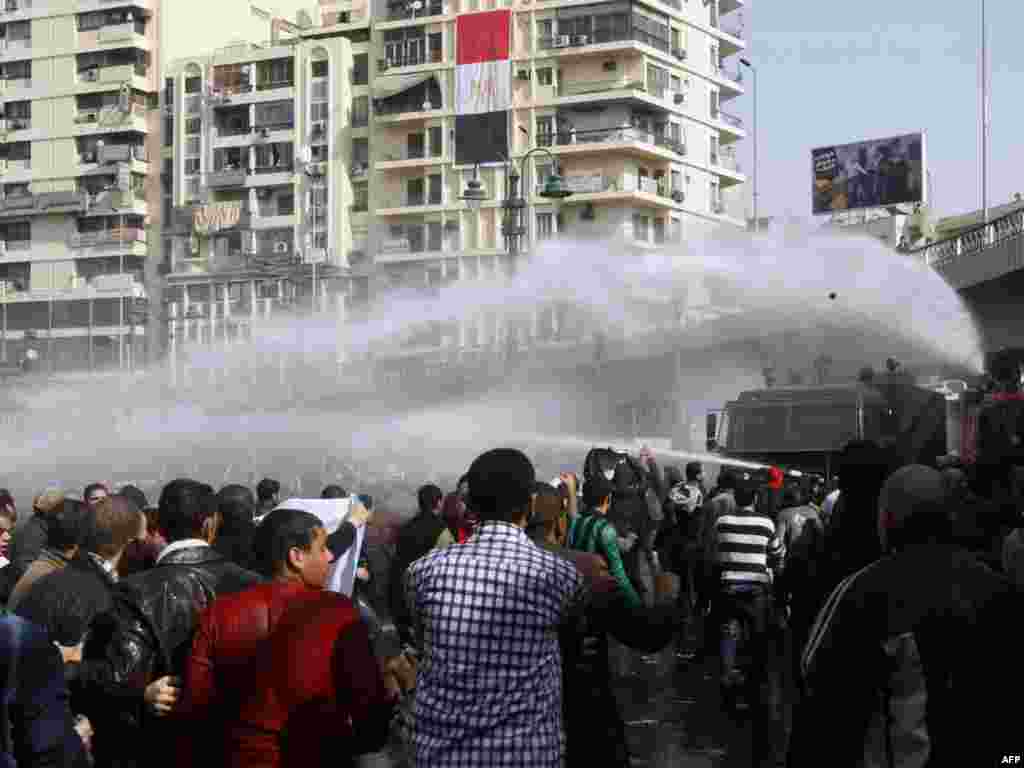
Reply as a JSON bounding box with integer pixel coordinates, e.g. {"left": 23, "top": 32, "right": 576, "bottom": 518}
{"left": 157, "top": 479, "right": 220, "bottom": 544}
{"left": 717, "top": 470, "right": 738, "bottom": 492}
{"left": 465, "top": 449, "right": 536, "bottom": 526}
{"left": 456, "top": 474, "right": 470, "bottom": 500}
{"left": 782, "top": 483, "right": 805, "bottom": 509}
{"left": 83, "top": 483, "right": 109, "bottom": 509}
{"left": 0, "top": 490, "right": 15, "bottom": 558}
{"left": 218, "top": 484, "right": 256, "bottom": 533}
{"left": 685, "top": 462, "right": 704, "bottom": 485}
{"left": 117, "top": 485, "right": 148, "bottom": 514}
{"left": 321, "top": 485, "right": 348, "bottom": 500}
{"left": 417, "top": 484, "right": 443, "bottom": 517}
{"left": 252, "top": 508, "right": 333, "bottom": 587}
{"left": 46, "top": 499, "right": 92, "bottom": 555}
{"left": 582, "top": 476, "right": 613, "bottom": 514}
{"left": 878, "top": 464, "right": 950, "bottom": 552}
{"left": 82, "top": 495, "right": 145, "bottom": 564}
{"left": 256, "top": 478, "right": 280, "bottom": 507}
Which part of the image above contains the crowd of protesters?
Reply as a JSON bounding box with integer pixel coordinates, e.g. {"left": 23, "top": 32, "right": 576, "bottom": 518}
{"left": 0, "top": 422, "right": 1022, "bottom": 767}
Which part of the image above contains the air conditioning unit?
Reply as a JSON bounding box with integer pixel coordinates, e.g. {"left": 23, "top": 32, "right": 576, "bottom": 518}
{"left": 671, "top": 190, "right": 684, "bottom": 203}
{"left": 673, "top": 48, "right": 686, "bottom": 60}
{"left": 81, "top": 151, "right": 96, "bottom": 163}
{"left": 674, "top": 92, "right": 686, "bottom": 104}
{"left": 553, "top": 35, "right": 570, "bottom": 48}
{"left": 273, "top": 241, "right": 289, "bottom": 253}
{"left": 82, "top": 69, "right": 99, "bottom": 82}
{"left": 517, "top": 69, "right": 530, "bottom": 80}
{"left": 311, "top": 120, "right": 326, "bottom": 136}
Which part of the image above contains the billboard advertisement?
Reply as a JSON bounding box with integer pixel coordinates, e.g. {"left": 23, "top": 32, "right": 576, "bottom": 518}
{"left": 812, "top": 132, "right": 926, "bottom": 215}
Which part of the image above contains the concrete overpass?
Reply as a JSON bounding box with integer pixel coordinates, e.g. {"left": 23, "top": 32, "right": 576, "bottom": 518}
{"left": 910, "top": 206, "right": 1024, "bottom": 350}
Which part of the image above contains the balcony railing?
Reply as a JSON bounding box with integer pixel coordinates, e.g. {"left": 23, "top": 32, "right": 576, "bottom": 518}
{"left": 70, "top": 228, "right": 146, "bottom": 248}
{"left": 252, "top": 122, "right": 294, "bottom": 133}
{"left": 714, "top": 151, "right": 741, "bottom": 172}
{"left": 386, "top": 0, "right": 444, "bottom": 21}
{"left": 559, "top": 77, "right": 645, "bottom": 98}
{"left": 97, "top": 144, "right": 147, "bottom": 164}
{"left": 535, "top": 173, "right": 670, "bottom": 197}
{"left": 383, "top": 192, "right": 443, "bottom": 208}
{"left": 206, "top": 168, "right": 249, "bottom": 188}
{"left": 373, "top": 100, "right": 441, "bottom": 117}
{"left": 378, "top": 48, "right": 443, "bottom": 71}
{"left": 378, "top": 146, "right": 440, "bottom": 162}
{"left": 253, "top": 163, "right": 294, "bottom": 174}
{"left": 2, "top": 240, "right": 31, "bottom": 252}
{"left": 538, "top": 28, "right": 673, "bottom": 54}
{"left": 718, "top": 111, "right": 743, "bottom": 128}
{"left": 2, "top": 118, "right": 30, "bottom": 131}
{"left": 217, "top": 123, "right": 252, "bottom": 137}
{"left": 908, "top": 208, "right": 1024, "bottom": 269}
{"left": 256, "top": 79, "right": 294, "bottom": 91}
{"left": 537, "top": 126, "right": 685, "bottom": 155}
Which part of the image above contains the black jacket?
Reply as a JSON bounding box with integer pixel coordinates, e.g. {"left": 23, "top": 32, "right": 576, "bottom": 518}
{"left": 789, "top": 543, "right": 1023, "bottom": 768}
{"left": 389, "top": 513, "right": 448, "bottom": 626}
{"left": 13, "top": 553, "right": 127, "bottom": 765}
{"left": 0, "top": 615, "right": 89, "bottom": 768}
{"left": 211, "top": 521, "right": 257, "bottom": 571}
{"left": 2, "top": 515, "right": 48, "bottom": 601}
{"left": 103, "top": 544, "right": 261, "bottom": 768}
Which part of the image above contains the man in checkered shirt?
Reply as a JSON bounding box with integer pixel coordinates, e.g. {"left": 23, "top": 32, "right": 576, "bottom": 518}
{"left": 405, "top": 448, "right": 587, "bottom": 767}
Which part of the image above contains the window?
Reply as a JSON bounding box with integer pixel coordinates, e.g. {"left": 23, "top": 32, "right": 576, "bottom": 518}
{"left": 428, "top": 222, "right": 443, "bottom": 251}
{"left": 709, "top": 135, "right": 719, "bottom": 164}
{"left": 351, "top": 96, "right": 369, "bottom": 127}
{"left": 311, "top": 102, "right": 329, "bottom": 122}
{"left": 278, "top": 193, "right": 295, "bottom": 215}
{"left": 254, "top": 100, "right": 294, "bottom": 129}
{"left": 670, "top": 170, "right": 681, "bottom": 194}
{"left": 428, "top": 174, "right": 442, "bottom": 205}
{"left": 536, "top": 115, "right": 553, "bottom": 146}
{"left": 632, "top": 213, "right": 649, "bottom": 241}
{"left": 537, "top": 67, "right": 553, "bottom": 86}
{"left": 536, "top": 212, "right": 554, "bottom": 240}
{"left": 352, "top": 186, "right": 368, "bottom": 212}
{"left": 429, "top": 126, "right": 443, "bottom": 157}
{"left": 184, "top": 117, "right": 201, "bottom": 134}
{"left": 4, "top": 220, "right": 30, "bottom": 244}
{"left": 429, "top": 32, "right": 443, "bottom": 62}
{"left": 184, "top": 158, "right": 200, "bottom": 175}
{"left": 710, "top": 89, "right": 719, "bottom": 117}
{"left": 407, "top": 132, "right": 425, "bottom": 159}
{"left": 352, "top": 137, "right": 369, "bottom": 167}
{"left": 352, "top": 53, "right": 367, "bottom": 85}
{"left": 710, "top": 44, "right": 719, "bottom": 71}
{"left": 164, "top": 77, "right": 174, "bottom": 105}
{"left": 709, "top": 181, "right": 721, "bottom": 212}
{"left": 312, "top": 59, "right": 329, "bottom": 78}
{"left": 407, "top": 177, "right": 425, "bottom": 206}
{"left": 185, "top": 136, "right": 201, "bottom": 156}
{"left": 653, "top": 218, "right": 665, "bottom": 244}
{"left": 185, "top": 76, "right": 201, "bottom": 94}
{"left": 537, "top": 19, "right": 552, "bottom": 44}
{"left": 2, "top": 59, "right": 30, "bottom": 81}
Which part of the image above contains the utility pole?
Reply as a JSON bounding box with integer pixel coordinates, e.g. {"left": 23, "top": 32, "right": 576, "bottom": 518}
{"left": 981, "top": 0, "right": 989, "bottom": 225}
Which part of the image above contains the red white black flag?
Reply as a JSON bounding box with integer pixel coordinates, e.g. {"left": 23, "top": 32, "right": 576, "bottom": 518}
{"left": 455, "top": 9, "right": 511, "bottom": 166}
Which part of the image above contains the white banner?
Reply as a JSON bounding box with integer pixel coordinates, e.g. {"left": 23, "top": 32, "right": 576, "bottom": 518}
{"left": 274, "top": 497, "right": 365, "bottom": 598}
{"left": 455, "top": 60, "right": 511, "bottom": 116}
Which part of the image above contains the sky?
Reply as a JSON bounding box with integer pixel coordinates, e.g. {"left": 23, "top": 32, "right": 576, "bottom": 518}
{"left": 163, "top": 0, "right": 1023, "bottom": 223}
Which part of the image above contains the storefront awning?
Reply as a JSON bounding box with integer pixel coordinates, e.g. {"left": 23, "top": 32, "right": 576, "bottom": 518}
{"left": 374, "top": 72, "right": 436, "bottom": 101}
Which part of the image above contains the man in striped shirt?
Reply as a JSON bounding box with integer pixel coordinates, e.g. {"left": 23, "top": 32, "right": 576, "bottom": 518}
{"left": 712, "top": 471, "right": 785, "bottom": 692}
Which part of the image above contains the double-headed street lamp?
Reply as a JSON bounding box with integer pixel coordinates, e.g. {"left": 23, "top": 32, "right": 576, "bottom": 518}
{"left": 460, "top": 143, "right": 573, "bottom": 273}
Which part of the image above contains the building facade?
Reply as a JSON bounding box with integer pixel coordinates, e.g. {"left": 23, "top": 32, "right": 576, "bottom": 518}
{"left": 162, "top": 0, "right": 746, "bottom": 369}
{"left": 0, "top": 0, "right": 161, "bottom": 372}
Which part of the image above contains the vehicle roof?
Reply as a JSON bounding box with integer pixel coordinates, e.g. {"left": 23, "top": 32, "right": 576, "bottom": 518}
{"left": 729, "top": 383, "right": 889, "bottom": 405}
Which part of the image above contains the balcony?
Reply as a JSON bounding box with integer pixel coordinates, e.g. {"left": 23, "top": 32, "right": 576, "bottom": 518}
{"left": 0, "top": 191, "right": 90, "bottom": 218}
{"left": 255, "top": 79, "right": 294, "bottom": 92}
{"left": 206, "top": 169, "right": 249, "bottom": 189}
{"left": 538, "top": 126, "right": 686, "bottom": 162}
{"left": 378, "top": 47, "right": 443, "bottom": 72}
{"left": 376, "top": 146, "right": 443, "bottom": 168}
{"left": 538, "top": 28, "right": 675, "bottom": 57}
{"left": 555, "top": 78, "right": 681, "bottom": 112}
{"left": 536, "top": 172, "right": 681, "bottom": 206}
{"left": 384, "top": 0, "right": 445, "bottom": 22}
{"left": 713, "top": 67, "right": 744, "bottom": 100}
{"left": 96, "top": 143, "right": 147, "bottom": 164}
{"left": 98, "top": 22, "right": 144, "bottom": 44}
{"left": 69, "top": 227, "right": 146, "bottom": 248}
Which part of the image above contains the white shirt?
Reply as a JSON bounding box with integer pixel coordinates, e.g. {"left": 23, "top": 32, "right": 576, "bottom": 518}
{"left": 822, "top": 490, "right": 840, "bottom": 520}
{"left": 155, "top": 538, "right": 209, "bottom": 565}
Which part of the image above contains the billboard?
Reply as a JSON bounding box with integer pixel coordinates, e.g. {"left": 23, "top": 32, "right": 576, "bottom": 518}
{"left": 812, "top": 132, "right": 926, "bottom": 215}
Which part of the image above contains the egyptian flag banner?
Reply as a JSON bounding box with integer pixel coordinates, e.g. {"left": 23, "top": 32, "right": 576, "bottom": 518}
{"left": 455, "top": 9, "right": 511, "bottom": 166}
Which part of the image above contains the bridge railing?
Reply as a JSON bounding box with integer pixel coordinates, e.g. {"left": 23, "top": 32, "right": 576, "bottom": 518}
{"left": 907, "top": 207, "right": 1024, "bottom": 269}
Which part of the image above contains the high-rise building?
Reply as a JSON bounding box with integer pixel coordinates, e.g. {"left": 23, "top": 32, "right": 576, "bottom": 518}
{"left": 0, "top": 0, "right": 161, "bottom": 372}
{"left": 161, "top": 0, "right": 745, "bottom": 368}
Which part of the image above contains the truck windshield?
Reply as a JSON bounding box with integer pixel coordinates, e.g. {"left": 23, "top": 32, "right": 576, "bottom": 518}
{"left": 727, "top": 402, "right": 860, "bottom": 453}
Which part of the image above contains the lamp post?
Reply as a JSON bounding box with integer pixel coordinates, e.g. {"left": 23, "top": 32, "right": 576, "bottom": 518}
{"left": 739, "top": 58, "right": 757, "bottom": 233}
{"left": 981, "top": 0, "right": 989, "bottom": 226}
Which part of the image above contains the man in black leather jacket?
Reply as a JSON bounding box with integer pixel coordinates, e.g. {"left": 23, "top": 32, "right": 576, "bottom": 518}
{"left": 103, "top": 479, "right": 261, "bottom": 768}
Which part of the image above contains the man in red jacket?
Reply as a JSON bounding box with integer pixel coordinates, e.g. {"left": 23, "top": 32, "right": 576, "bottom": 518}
{"left": 179, "top": 505, "right": 396, "bottom": 767}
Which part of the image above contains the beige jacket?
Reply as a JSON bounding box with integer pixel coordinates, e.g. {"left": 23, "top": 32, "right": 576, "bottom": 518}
{"left": 7, "top": 548, "right": 71, "bottom": 610}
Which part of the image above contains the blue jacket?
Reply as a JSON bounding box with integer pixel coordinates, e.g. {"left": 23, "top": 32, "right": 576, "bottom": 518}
{"left": 0, "top": 614, "right": 87, "bottom": 768}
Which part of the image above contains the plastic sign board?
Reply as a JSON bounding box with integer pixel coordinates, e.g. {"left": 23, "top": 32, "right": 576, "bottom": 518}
{"left": 811, "top": 132, "right": 926, "bottom": 215}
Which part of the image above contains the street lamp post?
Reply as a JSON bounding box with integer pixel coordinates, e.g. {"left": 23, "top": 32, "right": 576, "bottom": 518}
{"left": 981, "top": 0, "right": 989, "bottom": 226}
{"left": 739, "top": 58, "right": 757, "bottom": 233}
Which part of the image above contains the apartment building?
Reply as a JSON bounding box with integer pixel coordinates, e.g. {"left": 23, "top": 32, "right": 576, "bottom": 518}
{"left": 163, "top": 0, "right": 745, "bottom": 367}
{"left": 0, "top": 0, "right": 161, "bottom": 372}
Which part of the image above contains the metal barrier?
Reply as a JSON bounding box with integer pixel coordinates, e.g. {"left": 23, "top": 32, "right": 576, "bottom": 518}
{"left": 909, "top": 208, "right": 1024, "bottom": 269}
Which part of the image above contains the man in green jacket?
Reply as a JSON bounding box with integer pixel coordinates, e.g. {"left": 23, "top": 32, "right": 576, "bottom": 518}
{"left": 568, "top": 477, "right": 641, "bottom": 609}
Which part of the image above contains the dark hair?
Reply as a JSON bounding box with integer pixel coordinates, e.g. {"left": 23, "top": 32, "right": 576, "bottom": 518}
{"left": 83, "top": 483, "right": 109, "bottom": 503}
{"left": 466, "top": 449, "right": 535, "bottom": 523}
{"left": 321, "top": 485, "right": 348, "bottom": 499}
{"left": 257, "top": 478, "right": 280, "bottom": 504}
{"left": 158, "top": 479, "right": 218, "bottom": 542}
{"left": 685, "top": 462, "right": 703, "bottom": 482}
{"left": 83, "top": 496, "right": 144, "bottom": 559}
{"left": 582, "top": 477, "right": 613, "bottom": 509}
{"left": 0, "top": 489, "right": 15, "bottom": 522}
{"left": 533, "top": 482, "right": 560, "bottom": 499}
{"left": 251, "top": 508, "right": 324, "bottom": 579}
{"left": 47, "top": 499, "right": 92, "bottom": 552}
{"left": 782, "top": 484, "right": 804, "bottom": 508}
{"left": 717, "top": 470, "right": 738, "bottom": 491}
{"left": 734, "top": 485, "right": 758, "bottom": 508}
{"left": 218, "top": 484, "right": 256, "bottom": 534}
{"left": 664, "top": 466, "right": 683, "bottom": 488}
{"left": 457, "top": 474, "right": 470, "bottom": 492}
{"left": 417, "top": 484, "right": 443, "bottom": 516}
{"left": 117, "top": 485, "right": 148, "bottom": 514}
